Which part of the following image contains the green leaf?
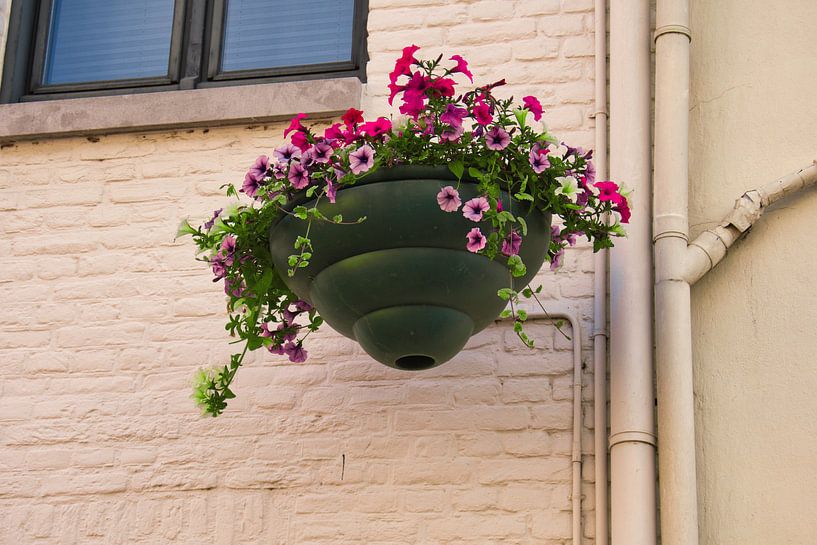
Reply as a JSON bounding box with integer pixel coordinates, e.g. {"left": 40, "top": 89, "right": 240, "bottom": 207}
{"left": 514, "top": 107, "right": 528, "bottom": 128}
{"left": 517, "top": 216, "right": 528, "bottom": 236}
{"left": 513, "top": 321, "right": 523, "bottom": 333}
{"left": 507, "top": 255, "right": 527, "bottom": 278}
{"left": 468, "top": 167, "right": 484, "bottom": 180}
{"left": 294, "top": 236, "right": 310, "bottom": 249}
{"left": 333, "top": 214, "right": 344, "bottom": 223}
{"left": 287, "top": 255, "right": 299, "bottom": 266}
{"left": 293, "top": 206, "right": 308, "bottom": 220}
{"left": 448, "top": 160, "right": 465, "bottom": 180}
{"left": 499, "top": 309, "right": 512, "bottom": 319}
{"left": 514, "top": 192, "right": 534, "bottom": 202}
{"left": 517, "top": 309, "right": 528, "bottom": 321}
{"left": 306, "top": 186, "right": 318, "bottom": 198}
{"left": 497, "top": 288, "right": 515, "bottom": 301}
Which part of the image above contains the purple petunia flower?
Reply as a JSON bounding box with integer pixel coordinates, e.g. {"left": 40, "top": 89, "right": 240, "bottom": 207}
{"left": 284, "top": 342, "right": 308, "bottom": 363}
{"left": 325, "top": 178, "right": 337, "bottom": 203}
{"left": 440, "top": 104, "right": 468, "bottom": 129}
{"left": 462, "top": 196, "right": 490, "bottom": 222}
{"left": 277, "top": 322, "right": 298, "bottom": 343}
{"left": 466, "top": 227, "right": 487, "bottom": 253}
{"left": 241, "top": 172, "right": 261, "bottom": 198}
{"left": 440, "top": 124, "right": 464, "bottom": 142}
{"left": 203, "top": 208, "right": 222, "bottom": 231}
{"left": 294, "top": 300, "right": 312, "bottom": 312}
{"left": 584, "top": 160, "right": 596, "bottom": 184}
{"left": 247, "top": 155, "right": 270, "bottom": 182}
{"left": 485, "top": 126, "right": 511, "bottom": 151}
{"left": 210, "top": 255, "right": 227, "bottom": 281}
{"left": 274, "top": 143, "right": 302, "bottom": 163}
{"left": 220, "top": 235, "right": 236, "bottom": 265}
{"left": 349, "top": 144, "right": 375, "bottom": 175}
{"left": 501, "top": 230, "right": 522, "bottom": 256}
{"left": 310, "top": 142, "right": 333, "bottom": 163}
{"left": 437, "top": 186, "right": 462, "bottom": 212}
{"left": 288, "top": 163, "right": 309, "bottom": 189}
{"left": 550, "top": 248, "right": 565, "bottom": 271}
{"left": 272, "top": 163, "right": 287, "bottom": 179}
{"left": 529, "top": 147, "right": 551, "bottom": 174}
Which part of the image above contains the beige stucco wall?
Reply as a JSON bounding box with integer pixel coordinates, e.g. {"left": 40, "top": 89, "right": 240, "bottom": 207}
{"left": 0, "top": 1, "right": 601, "bottom": 543}
{"left": 689, "top": 1, "right": 817, "bottom": 544}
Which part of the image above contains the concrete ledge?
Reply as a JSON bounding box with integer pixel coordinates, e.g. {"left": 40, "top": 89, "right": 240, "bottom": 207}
{"left": 0, "top": 77, "right": 362, "bottom": 142}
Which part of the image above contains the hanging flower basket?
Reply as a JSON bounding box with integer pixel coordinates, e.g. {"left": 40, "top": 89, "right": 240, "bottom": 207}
{"left": 178, "top": 46, "right": 631, "bottom": 415}
{"left": 269, "top": 165, "right": 552, "bottom": 370}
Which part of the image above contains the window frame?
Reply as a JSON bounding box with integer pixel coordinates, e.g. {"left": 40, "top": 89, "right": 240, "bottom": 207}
{"left": 0, "top": 0, "right": 368, "bottom": 104}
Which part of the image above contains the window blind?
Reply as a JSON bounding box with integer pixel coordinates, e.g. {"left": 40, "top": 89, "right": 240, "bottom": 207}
{"left": 44, "top": 0, "right": 175, "bottom": 85}
{"left": 221, "top": 0, "right": 354, "bottom": 72}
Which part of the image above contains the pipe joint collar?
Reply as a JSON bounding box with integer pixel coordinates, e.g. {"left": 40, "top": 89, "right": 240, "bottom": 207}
{"left": 653, "top": 24, "right": 691, "bottom": 42}
{"left": 609, "top": 430, "right": 657, "bottom": 449}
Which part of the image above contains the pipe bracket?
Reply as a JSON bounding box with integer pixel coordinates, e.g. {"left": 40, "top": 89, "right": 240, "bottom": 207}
{"left": 653, "top": 24, "right": 691, "bottom": 42}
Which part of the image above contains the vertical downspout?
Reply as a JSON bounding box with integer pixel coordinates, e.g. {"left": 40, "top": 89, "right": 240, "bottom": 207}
{"left": 592, "top": 0, "right": 610, "bottom": 543}
{"left": 609, "top": 2, "right": 656, "bottom": 545}
{"left": 653, "top": 0, "right": 698, "bottom": 545}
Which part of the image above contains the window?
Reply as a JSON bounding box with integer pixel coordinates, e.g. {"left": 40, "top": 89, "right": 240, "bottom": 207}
{"left": 0, "top": 0, "right": 368, "bottom": 103}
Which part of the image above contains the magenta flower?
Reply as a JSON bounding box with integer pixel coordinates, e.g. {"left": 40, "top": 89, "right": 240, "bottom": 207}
{"left": 274, "top": 143, "right": 301, "bottom": 163}
{"left": 342, "top": 107, "right": 364, "bottom": 128}
{"left": 284, "top": 342, "right": 308, "bottom": 363}
{"left": 361, "top": 117, "right": 392, "bottom": 139}
{"left": 485, "top": 126, "right": 511, "bottom": 150}
{"left": 437, "top": 186, "right": 462, "bottom": 212}
{"left": 324, "top": 123, "right": 344, "bottom": 142}
{"left": 288, "top": 163, "right": 309, "bottom": 189}
{"left": 429, "top": 77, "right": 456, "bottom": 98}
{"left": 449, "top": 54, "right": 473, "bottom": 82}
{"left": 472, "top": 102, "right": 493, "bottom": 125}
{"left": 529, "top": 146, "right": 551, "bottom": 174}
{"left": 462, "top": 196, "right": 490, "bottom": 222}
{"left": 389, "top": 44, "right": 420, "bottom": 84}
{"left": 284, "top": 113, "right": 307, "bottom": 137}
{"left": 349, "top": 144, "right": 375, "bottom": 174}
{"left": 466, "top": 227, "right": 487, "bottom": 253}
{"left": 594, "top": 181, "right": 621, "bottom": 202}
{"left": 501, "top": 230, "right": 522, "bottom": 256}
{"left": 523, "top": 96, "right": 543, "bottom": 121}
{"left": 440, "top": 104, "right": 468, "bottom": 128}
{"left": 291, "top": 131, "right": 310, "bottom": 152}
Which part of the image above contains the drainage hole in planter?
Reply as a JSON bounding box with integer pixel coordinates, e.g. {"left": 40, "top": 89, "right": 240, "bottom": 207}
{"left": 395, "top": 355, "right": 436, "bottom": 370}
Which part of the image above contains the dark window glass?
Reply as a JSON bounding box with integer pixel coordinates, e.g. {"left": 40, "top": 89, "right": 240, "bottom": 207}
{"left": 221, "top": 0, "right": 354, "bottom": 72}
{"left": 43, "top": 0, "right": 175, "bottom": 84}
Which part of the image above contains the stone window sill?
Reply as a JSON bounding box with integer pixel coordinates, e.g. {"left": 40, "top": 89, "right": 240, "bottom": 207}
{"left": 0, "top": 77, "right": 362, "bottom": 143}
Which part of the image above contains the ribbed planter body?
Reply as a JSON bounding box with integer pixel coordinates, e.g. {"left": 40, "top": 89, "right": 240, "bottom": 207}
{"left": 269, "top": 166, "right": 552, "bottom": 370}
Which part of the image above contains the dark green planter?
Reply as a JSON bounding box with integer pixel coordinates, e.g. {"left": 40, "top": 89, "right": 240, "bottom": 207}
{"left": 269, "top": 166, "right": 552, "bottom": 370}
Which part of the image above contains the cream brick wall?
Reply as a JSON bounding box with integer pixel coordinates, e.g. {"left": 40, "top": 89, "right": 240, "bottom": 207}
{"left": 0, "top": 1, "right": 600, "bottom": 543}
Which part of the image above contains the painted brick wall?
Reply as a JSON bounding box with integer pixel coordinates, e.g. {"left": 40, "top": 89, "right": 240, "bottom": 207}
{"left": 0, "top": 1, "right": 600, "bottom": 543}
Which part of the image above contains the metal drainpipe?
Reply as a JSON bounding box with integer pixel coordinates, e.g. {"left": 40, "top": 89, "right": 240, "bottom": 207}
{"left": 609, "top": 1, "right": 657, "bottom": 545}
{"left": 502, "top": 305, "right": 583, "bottom": 545}
{"left": 591, "top": 0, "right": 610, "bottom": 541}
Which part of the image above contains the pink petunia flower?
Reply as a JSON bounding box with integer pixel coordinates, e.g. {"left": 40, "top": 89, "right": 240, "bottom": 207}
{"left": 349, "top": 144, "right": 375, "bottom": 174}
{"left": 291, "top": 131, "right": 310, "bottom": 152}
{"left": 247, "top": 155, "right": 270, "bottom": 182}
{"left": 440, "top": 124, "right": 464, "bottom": 142}
{"left": 241, "top": 172, "right": 260, "bottom": 198}
{"left": 325, "top": 178, "right": 337, "bottom": 203}
{"left": 284, "top": 113, "right": 307, "bottom": 137}
{"left": 436, "top": 186, "right": 462, "bottom": 212}
{"left": 310, "top": 142, "right": 333, "bottom": 163}
{"left": 522, "top": 96, "right": 543, "bottom": 121}
{"left": 529, "top": 144, "right": 551, "bottom": 174}
{"left": 389, "top": 44, "right": 421, "bottom": 84}
{"left": 429, "top": 77, "right": 456, "bottom": 98}
{"left": 462, "top": 196, "right": 490, "bottom": 222}
{"left": 449, "top": 54, "right": 473, "bottom": 82}
{"left": 466, "top": 227, "right": 487, "bottom": 253}
{"left": 360, "top": 117, "right": 392, "bottom": 139}
{"left": 471, "top": 102, "right": 493, "bottom": 125}
{"left": 485, "top": 126, "right": 511, "bottom": 150}
{"left": 342, "top": 107, "right": 364, "bottom": 128}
